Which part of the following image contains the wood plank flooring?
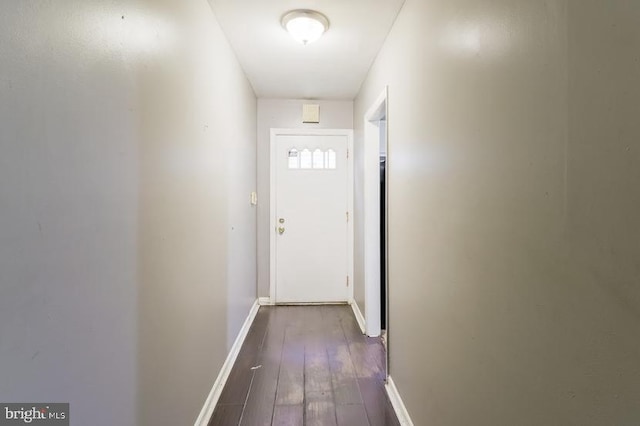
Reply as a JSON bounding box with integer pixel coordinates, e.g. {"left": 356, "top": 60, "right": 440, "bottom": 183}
{"left": 209, "top": 305, "right": 400, "bottom": 426}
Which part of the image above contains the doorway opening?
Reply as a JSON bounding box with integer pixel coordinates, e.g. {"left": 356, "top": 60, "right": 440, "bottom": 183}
{"left": 379, "top": 119, "right": 387, "bottom": 334}
{"left": 363, "top": 88, "right": 388, "bottom": 345}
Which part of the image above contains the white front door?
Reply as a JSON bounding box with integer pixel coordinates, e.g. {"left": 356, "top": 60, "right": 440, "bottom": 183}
{"left": 274, "top": 132, "right": 350, "bottom": 303}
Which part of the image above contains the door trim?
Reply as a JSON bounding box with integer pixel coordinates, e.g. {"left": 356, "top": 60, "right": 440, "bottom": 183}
{"left": 269, "top": 128, "right": 354, "bottom": 304}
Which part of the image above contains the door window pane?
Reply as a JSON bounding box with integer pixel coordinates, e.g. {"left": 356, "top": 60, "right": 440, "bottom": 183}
{"left": 313, "top": 149, "right": 324, "bottom": 169}
{"left": 326, "top": 149, "right": 337, "bottom": 169}
{"left": 288, "top": 148, "right": 299, "bottom": 169}
{"left": 300, "top": 149, "right": 312, "bottom": 169}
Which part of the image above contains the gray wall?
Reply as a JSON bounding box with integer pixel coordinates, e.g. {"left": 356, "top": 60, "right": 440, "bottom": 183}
{"left": 256, "top": 99, "right": 353, "bottom": 298}
{"left": 355, "top": 1, "right": 640, "bottom": 424}
{"left": 0, "top": 1, "right": 256, "bottom": 425}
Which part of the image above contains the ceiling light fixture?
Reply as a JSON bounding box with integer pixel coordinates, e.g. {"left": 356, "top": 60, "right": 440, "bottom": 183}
{"left": 281, "top": 10, "right": 329, "bottom": 45}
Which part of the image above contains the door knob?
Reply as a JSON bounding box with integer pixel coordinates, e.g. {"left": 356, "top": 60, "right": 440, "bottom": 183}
{"left": 278, "top": 227, "right": 286, "bottom": 235}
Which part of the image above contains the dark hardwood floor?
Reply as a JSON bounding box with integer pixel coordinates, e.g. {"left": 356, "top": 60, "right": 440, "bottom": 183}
{"left": 209, "top": 305, "right": 400, "bottom": 426}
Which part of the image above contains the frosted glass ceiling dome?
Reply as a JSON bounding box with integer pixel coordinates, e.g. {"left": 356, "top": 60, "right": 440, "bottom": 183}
{"left": 281, "top": 10, "right": 330, "bottom": 45}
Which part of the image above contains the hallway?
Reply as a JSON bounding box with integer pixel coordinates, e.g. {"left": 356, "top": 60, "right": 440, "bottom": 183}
{"left": 2, "top": 1, "right": 640, "bottom": 425}
{"left": 210, "top": 306, "right": 399, "bottom": 426}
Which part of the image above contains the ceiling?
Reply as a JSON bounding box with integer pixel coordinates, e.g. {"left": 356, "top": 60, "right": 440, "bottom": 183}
{"left": 208, "top": 0, "right": 405, "bottom": 100}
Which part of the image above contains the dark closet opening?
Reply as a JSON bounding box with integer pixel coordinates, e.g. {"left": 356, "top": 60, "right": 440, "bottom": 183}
{"left": 380, "top": 156, "right": 386, "bottom": 331}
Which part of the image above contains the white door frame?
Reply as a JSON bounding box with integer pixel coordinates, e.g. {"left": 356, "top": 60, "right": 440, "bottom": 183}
{"left": 269, "top": 128, "right": 354, "bottom": 304}
{"left": 363, "top": 88, "right": 388, "bottom": 336}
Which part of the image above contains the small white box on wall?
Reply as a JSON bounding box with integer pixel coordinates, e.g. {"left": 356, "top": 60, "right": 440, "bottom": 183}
{"left": 302, "top": 104, "right": 320, "bottom": 123}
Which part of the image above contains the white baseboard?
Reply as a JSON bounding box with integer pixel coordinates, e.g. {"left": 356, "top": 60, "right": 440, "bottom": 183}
{"left": 194, "top": 299, "right": 260, "bottom": 426}
{"left": 258, "top": 297, "right": 274, "bottom": 306}
{"left": 350, "top": 300, "right": 366, "bottom": 334}
{"left": 385, "top": 376, "right": 414, "bottom": 426}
